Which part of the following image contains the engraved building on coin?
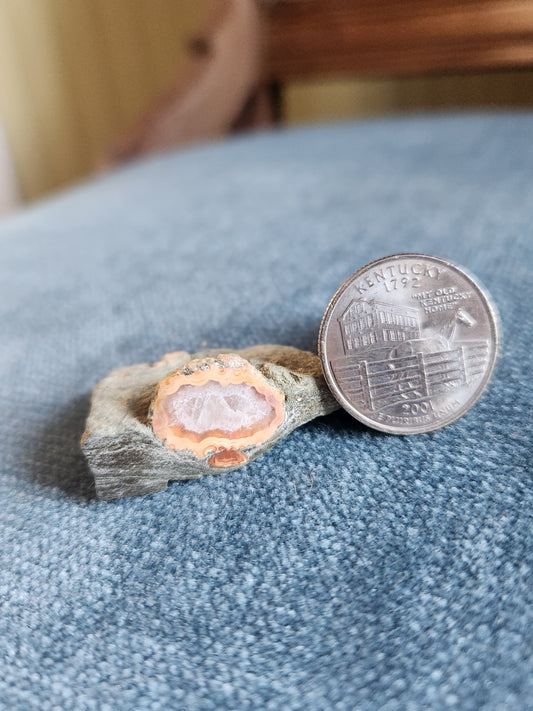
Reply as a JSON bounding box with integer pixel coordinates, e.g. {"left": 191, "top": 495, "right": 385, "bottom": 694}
{"left": 319, "top": 255, "right": 499, "bottom": 434}
{"left": 339, "top": 299, "right": 420, "bottom": 353}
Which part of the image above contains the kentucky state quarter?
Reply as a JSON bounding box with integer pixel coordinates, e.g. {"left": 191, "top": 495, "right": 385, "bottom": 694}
{"left": 318, "top": 254, "right": 500, "bottom": 434}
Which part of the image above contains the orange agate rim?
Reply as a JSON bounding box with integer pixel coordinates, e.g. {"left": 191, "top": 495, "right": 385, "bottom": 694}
{"left": 150, "top": 354, "right": 285, "bottom": 457}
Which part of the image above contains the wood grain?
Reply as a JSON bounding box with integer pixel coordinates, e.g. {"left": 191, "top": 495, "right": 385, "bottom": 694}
{"left": 265, "top": 0, "right": 533, "bottom": 80}
{"left": 0, "top": 0, "right": 213, "bottom": 199}
{"left": 105, "top": 0, "right": 263, "bottom": 165}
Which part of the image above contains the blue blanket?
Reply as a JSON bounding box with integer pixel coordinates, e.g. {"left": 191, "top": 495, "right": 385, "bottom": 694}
{"left": 0, "top": 114, "right": 531, "bottom": 710}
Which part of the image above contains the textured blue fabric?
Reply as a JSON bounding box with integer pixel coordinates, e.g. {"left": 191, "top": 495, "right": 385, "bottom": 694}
{"left": 0, "top": 113, "right": 532, "bottom": 710}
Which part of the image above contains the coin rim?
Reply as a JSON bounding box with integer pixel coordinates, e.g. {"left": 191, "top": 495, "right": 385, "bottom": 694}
{"left": 318, "top": 253, "right": 501, "bottom": 434}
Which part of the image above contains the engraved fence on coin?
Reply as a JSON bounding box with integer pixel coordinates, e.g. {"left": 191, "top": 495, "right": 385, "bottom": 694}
{"left": 331, "top": 342, "right": 489, "bottom": 411}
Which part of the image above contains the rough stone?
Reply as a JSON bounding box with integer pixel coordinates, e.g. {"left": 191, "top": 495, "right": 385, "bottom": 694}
{"left": 81, "top": 345, "right": 339, "bottom": 499}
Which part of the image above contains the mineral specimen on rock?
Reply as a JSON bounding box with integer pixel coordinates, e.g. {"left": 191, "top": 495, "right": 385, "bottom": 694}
{"left": 151, "top": 354, "right": 286, "bottom": 467}
{"left": 81, "top": 345, "right": 339, "bottom": 500}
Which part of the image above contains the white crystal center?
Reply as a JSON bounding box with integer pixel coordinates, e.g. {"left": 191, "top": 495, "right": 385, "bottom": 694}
{"left": 165, "top": 381, "right": 274, "bottom": 435}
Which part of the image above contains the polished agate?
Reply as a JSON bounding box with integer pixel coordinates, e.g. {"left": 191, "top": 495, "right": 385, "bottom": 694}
{"left": 151, "top": 354, "right": 285, "bottom": 466}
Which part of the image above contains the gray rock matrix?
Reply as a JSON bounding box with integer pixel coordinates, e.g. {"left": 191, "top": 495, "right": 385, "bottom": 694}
{"left": 82, "top": 345, "right": 339, "bottom": 500}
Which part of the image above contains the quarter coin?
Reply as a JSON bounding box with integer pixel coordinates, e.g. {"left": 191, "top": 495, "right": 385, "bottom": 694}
{"left": 319, "top": 254, "right": 500, "bottom": 434}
